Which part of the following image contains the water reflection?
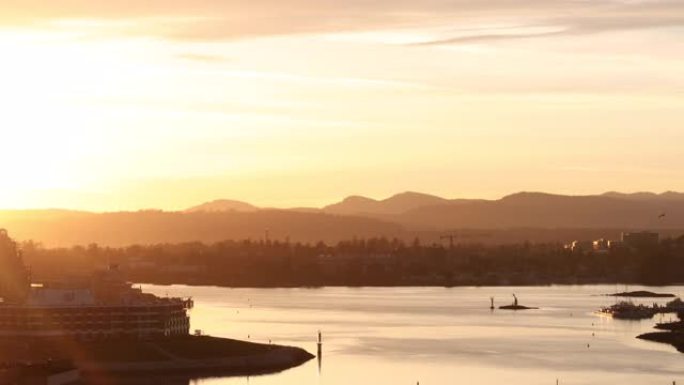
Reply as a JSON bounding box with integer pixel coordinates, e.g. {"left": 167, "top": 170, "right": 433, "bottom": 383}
{"left": 84, "top": 372, "right": 276, "bottom": 385}
{"left": 83, "top": 373, "right": 193, "bottom": 385}
{"left": 131, "top": 285, "right": 683, "bottom": 385}
{"left": 317, "top": 330, "right": 323, "bottom": 375}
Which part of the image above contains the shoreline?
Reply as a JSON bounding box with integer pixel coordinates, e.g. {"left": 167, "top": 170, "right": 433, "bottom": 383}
{"left": 78, "top": 344, "right": 314, "bottom": 375}
{"left": 607, "top": 290, "right": 676, "bottom": 298}
{"left": 135, "top": 281, "right": 684, "bottom": 289}
{"left": 0, "top": 336, "right": 314, "bottom": 377}
{"left": 637, "top": 332, "right": 684, "bottom": 353}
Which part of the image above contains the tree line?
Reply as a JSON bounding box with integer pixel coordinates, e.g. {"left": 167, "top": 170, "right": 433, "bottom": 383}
{"left": 21, "top": 235, "right": 684, "bottom": 287}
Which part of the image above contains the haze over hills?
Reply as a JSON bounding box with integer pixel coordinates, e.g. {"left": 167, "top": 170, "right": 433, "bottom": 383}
{"left": 395, "top": 192, "right": 684, "bottom": 230}
{"left": 185, "top": 199, "right": 258, "bottom": 213}
{"left": 184, "top": 191, "right": 684, "bottom": 229}
{"left": 182, "top": 191, "right": 483, "bottom": 216}
{"left": 1, "top": 191, "right": 684, "bottom": 247}
{"left": 322, "top": 192, "right": 451, "bottom": 216}
{"left": 0, "top": 210, "right": 404, "bottom": 247}
{"left": 601, "top": 191, "right": 684, "bottom": 201}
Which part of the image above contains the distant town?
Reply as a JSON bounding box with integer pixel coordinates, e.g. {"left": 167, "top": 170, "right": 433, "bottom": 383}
{"left": 22, "top": 230, "right": 684, "bottom": 287}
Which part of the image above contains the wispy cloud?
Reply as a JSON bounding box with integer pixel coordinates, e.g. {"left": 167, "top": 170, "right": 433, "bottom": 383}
{"left": 1, "top": 1, "right": 682, "bottom": 43}
{"left": 416, "top": 3, "right": 684, "bottom": 45}
{"left": 411, "top": 26, "right": 568, "bottom": 45}
{"left": 176, "top": 53, "right": 229, "bottom": 63}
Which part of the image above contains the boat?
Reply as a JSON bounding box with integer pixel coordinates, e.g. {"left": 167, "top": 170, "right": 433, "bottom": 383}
{"left": 600, "top": 297, "right": 684, "bottom": 320}
{"left": 664, "top": 298, "right": 684, "bottom": 312}
{"left": 599, "top": 301, "right": 656, "bottom": 320}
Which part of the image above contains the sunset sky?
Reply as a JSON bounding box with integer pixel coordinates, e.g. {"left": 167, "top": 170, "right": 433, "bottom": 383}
{"left": 1, "top": 1, "right": 683, "bottom": 211}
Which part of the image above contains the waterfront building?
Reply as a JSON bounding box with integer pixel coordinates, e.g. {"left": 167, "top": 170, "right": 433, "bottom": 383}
{"left": 592, "top": 238, "right": 610, "bottom": 254}
{"left": 569, "top": 240, "right": 594, "bottom": 254}
{"left": 621, "top": 231, "right": 659, "bottom": 250}
{"left": 0, "top": 229, "right": 30, "bottom": 304}
{"left": 607, "top": 240, "right": 624, "bottom": 249}
{"left": 0, "top": 230, "right": 192, "bottom": 340}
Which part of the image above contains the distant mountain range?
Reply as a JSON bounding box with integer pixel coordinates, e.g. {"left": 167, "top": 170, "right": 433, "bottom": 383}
{"left": 183, "top": 191, "right": 684, "bottom": 232}
{"left": 392, "top": 192, "right": 684, "bottom": 230}
{"left": 185, "top": 199, "right": 258, "bottom": 213}
{"left": 0, "top": 210, "right": 403, "bottom": 247}
{"left": 323, "top": 192, "right": 448, "bottom": 215}
{"left": 601, "top": 191, "right": 684, "bottom": 201}
{"left": 187, "top": 191, "right": 684, "bottom": 216}
{"left": 1, "top": 191, "right": 683, "bottom": 247}
{"left": 186, "top": 191, "right": 684, "bottom": 229}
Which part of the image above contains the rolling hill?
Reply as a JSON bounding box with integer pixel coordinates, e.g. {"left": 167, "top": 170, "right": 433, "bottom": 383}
{"left": 396, "top": 192, "right": 684, "bottom": 230}
{"left": 2, "top": 191, "right": 683, "bottom": 247}
{"left": 185, "top": 199, "right": 258, "bottom": 213}
{"left": 0, "top": 210, "right": 404, "bottom": 247}
{"left": 323, "top": 192, "right": 458, "bottom": 216}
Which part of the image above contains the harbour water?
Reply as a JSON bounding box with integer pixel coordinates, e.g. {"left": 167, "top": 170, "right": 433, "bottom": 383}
{"left": 131, "top": 285, "right": 683, "bottom": 385}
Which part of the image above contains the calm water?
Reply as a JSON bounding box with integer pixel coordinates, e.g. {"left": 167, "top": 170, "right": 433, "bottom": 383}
{"left": 132, "top": 285, "right": 683, "bottom": 385}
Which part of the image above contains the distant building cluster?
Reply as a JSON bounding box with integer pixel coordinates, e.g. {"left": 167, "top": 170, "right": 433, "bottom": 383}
{"left": 25, "top": 233, "right": 684, "bottom": 288}
{"left": 566, "top": 231, "right": 660, "bottom": 254}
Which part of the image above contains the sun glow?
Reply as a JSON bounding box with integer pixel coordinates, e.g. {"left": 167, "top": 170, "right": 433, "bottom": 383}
{"left": 0, "top": 29, "right": 137, "bottom": 200}
{"left": 0, "top": 4, "right": 682, "bottom": 211}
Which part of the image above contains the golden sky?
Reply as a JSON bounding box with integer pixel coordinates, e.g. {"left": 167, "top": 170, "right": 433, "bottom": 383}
{"left": 0, "top": 1, "right": 683, "bottom": 211}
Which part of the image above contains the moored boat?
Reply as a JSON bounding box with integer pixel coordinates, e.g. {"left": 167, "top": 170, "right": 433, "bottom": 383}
{"left": 600, "top": 301, "right": 657, "bottom": 320}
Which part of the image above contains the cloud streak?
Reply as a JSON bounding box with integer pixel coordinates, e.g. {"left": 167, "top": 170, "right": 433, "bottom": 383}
{"left": 1, "top": 1, "right": 682, "bottom": 43}
{"left": 417, "top": 4, "right": 684, "bottom": 45}
{"left": 175, "top": 53, "right": 230, "bottom": 63}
